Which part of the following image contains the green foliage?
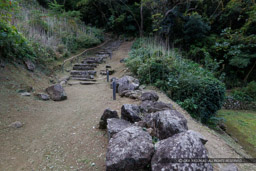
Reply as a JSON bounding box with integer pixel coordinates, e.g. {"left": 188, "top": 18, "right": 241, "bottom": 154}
{"left": 0, "top": 0, "right": 19, "bottom": 22}
{"left": 1, "top": 0, "right": 104, "bottom": 70}
{"left": 213, "top": 27, "right": 256, "bottom": 87}
{"left": 230, "top": 81, "right": 256, "bottom": 102}
{"left": 28, "top": 10, "right": 49, "bottom": 32}
{"left": 76, "top": 0, "right": 152, "bottom": 35}
{"left": 0, "top": 21, "right": 35, "bottom": 60}
{"left": 62, "top": 26, "right": 103, "bottom": 53}
{"left": 183, "top": 13, "right": 210, "bottom": 43}
{"left": 48, "top": 0, "right": 64, "bottom": 14}
{"left": 126, "top": 38, "right": 225, "bottom": 123}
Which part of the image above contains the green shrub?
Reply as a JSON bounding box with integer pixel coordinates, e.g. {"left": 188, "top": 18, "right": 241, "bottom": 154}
{"left": 0, "top": 21, "right": 35, "bottom": 60}
{"left": 76, "top": 33, "right": 101, "bottom": 48}
{"left": 244, "top": 81, "right": 256, "bottom": 101}
{"left": 126, "top": 38, "right": 226, "bottom": 123}
{"left": 230, "top": 81, "right": 256, "bottom": 102}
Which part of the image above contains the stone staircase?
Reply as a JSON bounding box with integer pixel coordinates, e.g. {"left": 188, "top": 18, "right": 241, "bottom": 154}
{"left": 67, "top": 40, "right": 122, "bottom": 85}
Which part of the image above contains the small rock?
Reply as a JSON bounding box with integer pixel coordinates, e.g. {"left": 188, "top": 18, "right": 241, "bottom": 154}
{"left": 107, "top": 118, "right": 132, "bottom": 139}
{"left": 24, "top": 60, "right": 35, "bottom": 72}
{"left": 141, "top": 91, "right": 159, "bottom": 102}
{"left": 17, "top": 89, "right": 26, "bottom": 93}
{"left": 36, "top": 93, "right": 50, "bottom": 101}
{"left": 218, "top": 122, "right": 227, "bottom": 131}
{"left": 59, "top": 80, "right": 67, "bottom": 86}
{"left": 9, "top": 121, "right": 23, "bottom": 128}
{"left": 120, "top": 58, "right": 125, "bottom": 63}
{"left": 49, "top": 78, "right": 56, "bottom": 84}
{"left": 21, "top": 92, "right": 31, "bottom": 96}
{"left": 18, "top": 86, "right": 33, "bottom": 93}
{"left": 139, "top": 85, "right": 146, "bottom": 90}
{"left": 121, "top": 104, "right": 141, "bottom": 123}
{"left": 221, "top": 164, "right": 238, "bottom": 171}
{"left": 99, "top": 108, "right": 119, "bottom": 129}
{"left": 45, "top": 84, "right": 67, "bottom": 101}
{"left": 58, "top": 76, "right": 70, "bottom": 83}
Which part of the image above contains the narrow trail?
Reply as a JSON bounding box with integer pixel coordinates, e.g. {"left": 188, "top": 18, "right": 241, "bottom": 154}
{"left": 0, "top": 41, "right": 135, "bottom": 171}
{"left": 0, "top": 41, "right": 255, "bottom": 171}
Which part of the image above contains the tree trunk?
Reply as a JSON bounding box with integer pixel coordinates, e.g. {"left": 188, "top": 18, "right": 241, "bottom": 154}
{"left": 244, "top": 60, "right": 256, "bottom": 83}
{"left": 140, "top": 3, "right": 143, "bottom": 37}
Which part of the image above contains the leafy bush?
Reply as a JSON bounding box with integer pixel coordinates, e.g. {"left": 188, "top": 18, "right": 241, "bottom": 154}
{"left": 0, "top": 21, "right": 35, "bottom": 60}
{"left": 126, "top": 38, "right": 226, "bottom": 123}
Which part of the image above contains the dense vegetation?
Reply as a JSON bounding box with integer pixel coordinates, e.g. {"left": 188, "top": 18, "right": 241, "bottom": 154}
{"left": 0, "top": 0, "right": 103, "bottom": 69}
{"left": 32, "top": 0, "right": 256, "bottom": 105}
{"left": 126, "top": 38, "right": 226, "bottom": 123}
{"left": 34, "top": 0, "right": 256, "bottom": 89}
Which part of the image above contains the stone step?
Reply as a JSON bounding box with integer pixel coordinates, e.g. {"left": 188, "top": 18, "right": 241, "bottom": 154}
{"left": 82, "top": 57, "right": 106, "bottom": 64}
{"left": 70, "top": 75, "right": 94, "bottom": 79}
{"left": 96, "top": 54, "right": 110, "bottom": 58}
{"left": 70, "top": 70, "right": 97, "bottom": 76}
{"left": 80, "top": 81, "right": 99, "bottom": 85}
{"left": 70, "top": 77, "right": 97, "bottom": 82}
{"left": 74, "top": 63, "right": 97, "bottom": 68}
{"left": 87, "top": 57, "right": 107, "bottom": 60}
{"left": 97, "top": 51, "right": 111, "bottom": 54}
{"left": 73, "top": 66, "right": 95, "bottom": 70}
{"left": 82, "top": 60, "right": 100, "bottom": 64}
{"left": 68, "top": 81, "right": 80, "bottom": 86}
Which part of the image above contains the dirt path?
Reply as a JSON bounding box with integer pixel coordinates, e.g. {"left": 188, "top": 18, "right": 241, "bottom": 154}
{"left": 0, "top": 41, "right": 255, "bottom": 171}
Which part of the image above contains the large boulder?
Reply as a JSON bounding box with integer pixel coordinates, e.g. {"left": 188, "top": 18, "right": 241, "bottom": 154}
{"left": 99, "top": 108, "right": 119, "bottom": 129}
{"left": 151, "top": 130, "right": 213, "bottom": 171}
{"left": 45, "top": 84, "right": 67, "bottom": 101}
{"left": 107, "top": 118, "right": 132, "bottom": 139}
{"left": 116, "top": 76, "right": 140, "bottom": 95}
{"left": 144, "top": 110, "right": 188, "bottom": 140}
{"left": 106, "top": 126, "right": 154, "bottom": 171}
{"left": 140, "top": 100, "right": 173, "bottom": 113}
{"left": 120, "top": 90, "right": 142, "bottom": 100}
{"left": 141, "top": 91, "right": 159, "bottom": 102}
{"left": 121, "top": 104, "right": 141, "bottom": 123}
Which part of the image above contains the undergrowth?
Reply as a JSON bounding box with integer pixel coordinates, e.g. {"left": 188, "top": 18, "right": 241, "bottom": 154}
{"left": 126, "top": 38, "right": 226, "bottom": 124}
{"left": 0, "top": 0, "right": 104, "bottom": 69}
